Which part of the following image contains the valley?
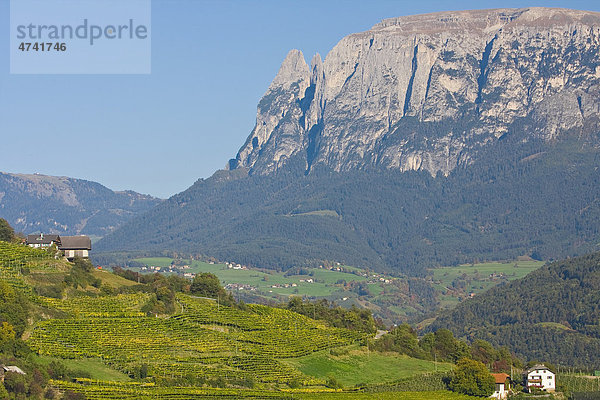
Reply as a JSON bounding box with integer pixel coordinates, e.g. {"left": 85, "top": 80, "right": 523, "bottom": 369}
{"left": 2, "top": 238, "right": 598, "bottom": 398}
{"left": 128, "top": 256, "right": 546, "bottom": 323}
{"left": 3, "top": 5, "right": 600, "bottom": 399}
{"left": 0, "top": 238, "right": 497, "bottom": 398}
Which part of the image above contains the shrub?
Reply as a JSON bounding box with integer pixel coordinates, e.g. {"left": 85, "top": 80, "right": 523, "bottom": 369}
{"left": 326, "top": 375, "right": 343, "bottom": 389}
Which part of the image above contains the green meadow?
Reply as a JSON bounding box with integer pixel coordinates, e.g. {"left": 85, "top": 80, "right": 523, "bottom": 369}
{"left": 431, "top": 260, "right": 545, "bottom": 308}
{"left": 282, "top": 346, "right": 453, "bottom": 387}
{"left": 134, "top": 257, "right": 368, "bottom": 299}
{"left": 133, "top": 257, "right": 546, "bottom": 320}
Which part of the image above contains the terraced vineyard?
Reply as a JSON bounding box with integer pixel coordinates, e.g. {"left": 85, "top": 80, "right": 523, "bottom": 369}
{"left": 28, "top": 293, "right": 365, "bottom": 385}
{"left": 2, "top": 241, "right": 469, "bottom": 398}
{"left": 0, "top": 241, "right": 55, "bottom": 292}
{"left": 39, "top": 293, "right": 152, "bottom": 318}
{"left": 49, "top": 379, "right": 475, "bottom": 399}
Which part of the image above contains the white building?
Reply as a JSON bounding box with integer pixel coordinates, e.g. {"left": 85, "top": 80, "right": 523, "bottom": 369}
{"left": 59, "top": 235, "right": 92, "bottom": 260}
{"left": 1, "top": 364, "right": 26, "bottom": 383}
{"left": 490, "top": 373, "right": 510, "bottom": 399}
{"left": 526, "top": 365, "right": 555, "bottom": 392}
{"left": 25, "top": 233, "right": 60, "bottom": 249}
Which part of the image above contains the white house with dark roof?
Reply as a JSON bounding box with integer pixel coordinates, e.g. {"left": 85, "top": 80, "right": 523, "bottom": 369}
{"left": 526, "top": 365, "right": 555, "bottom": 392}
{"left": 59, "top": 235, "right": 92, "bottom": 260}
{"left": 25, "top": 233, "right": 61, "bottom": 248}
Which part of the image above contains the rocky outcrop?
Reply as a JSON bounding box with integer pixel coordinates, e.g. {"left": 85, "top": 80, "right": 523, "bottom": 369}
{"left": 229, "top": 49, "right": 310, "bottom": 174}
{"left": 229, "top": 8, "right": 600, "bottom": 176}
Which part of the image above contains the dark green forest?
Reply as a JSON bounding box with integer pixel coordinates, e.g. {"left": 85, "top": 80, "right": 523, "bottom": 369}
{"left": 429, "top": 252, "right": 600, "bottom": 368}
{"left": 96, "top": 128, "right": 600, "bottom": 276}
{"left": 0, "top": 218, "right": 16, "bottom": 242}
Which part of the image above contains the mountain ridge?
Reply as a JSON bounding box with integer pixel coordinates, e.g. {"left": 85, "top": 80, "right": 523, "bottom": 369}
{"left": 427, "top": 251, "right": 600, "bottom": 367}
{"left": 98, "top": 8, "right": 600, "bottom": 274}
{"left": 228, "top": 7, "right": 600, "bottom": 177}
{"left": 0, "top": 171, "right": 162, "bottom": 237}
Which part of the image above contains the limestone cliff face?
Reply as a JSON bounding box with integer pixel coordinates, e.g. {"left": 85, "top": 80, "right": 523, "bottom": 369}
{"left": 229, "top": 8, "right": 600, "bottom": 176}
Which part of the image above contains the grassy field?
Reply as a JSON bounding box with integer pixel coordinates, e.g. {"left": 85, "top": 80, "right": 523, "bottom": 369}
{"left": 432, "top": 260, "right": 544, "bottom": 284}
{"left": 134, "top": 257, "right": 174, "bottom": 267}
{"left": 431, "top": 260, "right": 545, "bottom": 308}
{"left": 34, "top": 356, "right": 132, "bottom": 382}
{"left": 132, "top": 257, "right": 547, "bottom": 322}
{"left": 288, "top": 209, "right": 341, "bottom": 218}
{"left": 92, "top": 268, "right": 139, "bottom": 288}
{"left": 134, "top": 257, "right": 368, "bottom": 298}
{"left": 282, "top": 346, "right": 452, "bottom": 387}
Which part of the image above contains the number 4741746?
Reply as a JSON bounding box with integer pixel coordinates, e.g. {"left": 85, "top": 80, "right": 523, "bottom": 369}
{"left": 18, "top": 42, "right": 67, "bottom": 51}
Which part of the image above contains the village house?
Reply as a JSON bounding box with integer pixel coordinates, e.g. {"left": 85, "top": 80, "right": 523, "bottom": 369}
{"left": 0, "top": 364, "right": 26, "bottom": 382}
{"left": 25, "top": 233, "right": 60, "bottom": 249}
{"left": 59, "top": 235, "right": 92, "bottom": 260}
{"left": 525, "top": 365, "right": 555, "bottom": 392}
{"left": 490, "top": 373, "right": 510, "bottom": 399}
{"left": 26, "top": 233, "right": 92, "bottom": 260}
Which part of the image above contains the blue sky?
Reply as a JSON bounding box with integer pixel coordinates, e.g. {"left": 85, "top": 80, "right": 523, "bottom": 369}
{"left": 1, "top": 0, "right": 599, "bottom": 198}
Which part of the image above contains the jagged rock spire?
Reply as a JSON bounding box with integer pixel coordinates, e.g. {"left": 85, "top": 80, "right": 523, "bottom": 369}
{"left": 231, "top": 8, "right": 600, "bottom": 176}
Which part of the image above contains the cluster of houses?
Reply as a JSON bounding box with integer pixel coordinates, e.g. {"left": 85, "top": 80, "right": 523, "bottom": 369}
{"left": 320, "top": 264, "right": 393, "bottom": 282}
{"left": 271, "top": 283, "right": 298, "bottom": 289}
{"left": 226, "top": 262, "right": 248, "bottom": 270}
{"left": 224, "top": 283, "right": 257, "bottom": 291}
{"left": 491, "top": 365, "right": 556, "bottom": 399}
{"left": 141, "top": 264, "right": 191, "bottom": 274}
{"left": 25, "top": 233, "right": 91, "bottom": 260}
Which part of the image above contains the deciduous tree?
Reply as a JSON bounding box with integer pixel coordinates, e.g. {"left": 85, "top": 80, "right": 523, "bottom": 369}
{"left": 449, "top": 358, "right": 495, "bottom": 397}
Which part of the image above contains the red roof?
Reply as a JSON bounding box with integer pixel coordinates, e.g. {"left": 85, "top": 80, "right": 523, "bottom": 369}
{"left": 491, "top": 373, "right": 510, "bottom": 384}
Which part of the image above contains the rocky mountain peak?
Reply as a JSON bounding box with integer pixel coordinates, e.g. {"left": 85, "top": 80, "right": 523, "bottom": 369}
{"left": 229, "top": 8, "right": 600, "bottom": 176}
{"left": 269, "top": 49, "right": 310, "bottom": 90}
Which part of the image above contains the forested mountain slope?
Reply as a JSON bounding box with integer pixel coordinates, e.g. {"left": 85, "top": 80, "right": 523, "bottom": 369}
{"left": 97, "top": 135, "right": 600, "bottom": 275}
{"left": 428, "top": 252, "right": 600, "bottom": 367}
{"left": 98, "top": 8, "right": 600, "bottom": 273}
{"left": 0, "top": 172, "right": 161, "bottom": 237}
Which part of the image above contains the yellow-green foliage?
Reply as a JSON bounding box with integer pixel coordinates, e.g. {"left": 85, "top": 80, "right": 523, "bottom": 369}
{"left": 49, "top": 379, "right": 476, "bottom": 399}
{"left": 298, "top": 392, "right": 476, "bottom": 399}
{"left": 0, "top": 242, "right": 53, "bottom": 292}
{"left": 28, "top": 293, "right": 365, "bottom": 384}
{"left": 39, "top": 293, "right": 152, "bottom": 318}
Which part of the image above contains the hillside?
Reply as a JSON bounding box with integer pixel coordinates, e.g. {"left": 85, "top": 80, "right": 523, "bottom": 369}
{"left": 428, "top": 252, "right": 600, "bottom": 368}
{"left": 97, "top": 8, "right": 600, "bottom": 273}
{"left": 0, "top": 240, "right": 476, "bottom": 399}
{"left": 97, "top": 135, "right": 600, "bottom": 275}
{"left": 0, "top": 172, "right": 161, "bottom": 238}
